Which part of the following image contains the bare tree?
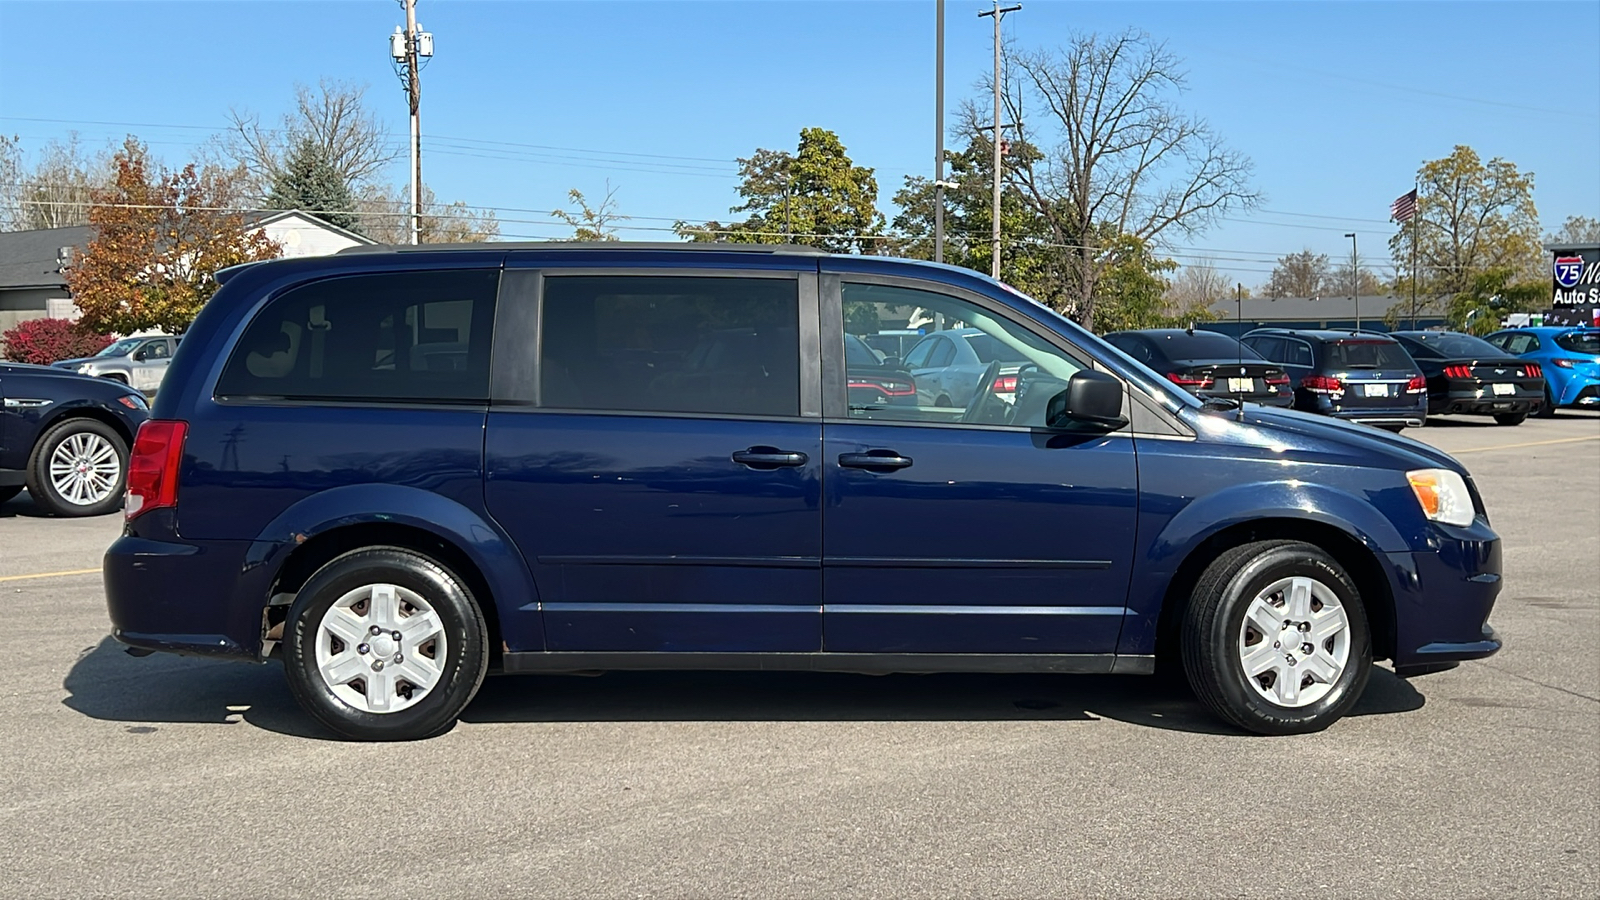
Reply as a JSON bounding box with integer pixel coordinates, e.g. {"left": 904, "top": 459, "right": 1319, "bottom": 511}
{"left": 1327, "top": 261, "right": 1387, "bottom": 297}
{"left": 1547, "top": 215, "right": 1600, "bottom": 245}
{"left": 355, "top": 183, "right": 499, "bottom": 244}
{"left": 553, "top": 183, "right": 628, "bottom": 241}
{"left": 1263, "top": 249, "right": 1332, "bottom": 298}
{"left": 1165, "top": 258, "right": 1232, "bottom": 316}
{"left": 2, "top": 134, "right": 114, "bottom": 230}
{"left": 216, "top": 79, "right": 398, "bottom": 199}
{"left": 0, "top": 135, "right": 22, "bottom": 231}
{"left": 982, "top": 30, "right": 1261, "bottom": 329}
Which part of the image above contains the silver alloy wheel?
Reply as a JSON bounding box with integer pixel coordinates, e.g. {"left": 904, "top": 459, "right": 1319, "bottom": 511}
{"left": 1237, "top": 575, "right": 1351, "bottom": 708}
{"left": 314, "top": 583, "right": 448, "bottom": 714}
{"left": 47, "top": 431, "right": 121, "bottom": 506}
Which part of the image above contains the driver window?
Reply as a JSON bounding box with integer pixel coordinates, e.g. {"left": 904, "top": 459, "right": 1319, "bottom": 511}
{"left": 839, "top": 282, "right": 1084, "bottom": 427}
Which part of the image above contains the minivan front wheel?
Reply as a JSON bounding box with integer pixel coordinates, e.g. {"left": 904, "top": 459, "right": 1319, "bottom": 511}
{"left": 1181, "top": 540, "right": 1371, "bottom": 735}
{"left": 284, "top": 547, "right": 488, "bottom": 741}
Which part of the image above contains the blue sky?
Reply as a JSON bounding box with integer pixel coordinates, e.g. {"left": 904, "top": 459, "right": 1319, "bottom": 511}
{"left": 1, "top": 0, "right": 1595, "bottom": 288}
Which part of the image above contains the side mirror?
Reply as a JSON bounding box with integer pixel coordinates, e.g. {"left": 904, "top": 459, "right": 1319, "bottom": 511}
{"left": 132, "top": 348, "right": 148, "bottom": 361}
{"left": 1046, "top": 370, "right": 1128, "bottom": 430}
{"left": 881, "top": 355, "right": 904, "bottom": 370}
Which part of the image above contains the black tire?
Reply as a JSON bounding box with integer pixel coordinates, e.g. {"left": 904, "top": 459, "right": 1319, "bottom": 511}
{"left": 25, "top": 417, "right": 128, "bottom": 517}
{"left": 283, "top": 546, "right": 489, "bottom": 741}
{"left": 1535, "top": 386, "right": 1556, "bottom": 418}
{"left": 1493, "top": 412, "right": 1526, "bottom": 426}
{"left": 0, "top": 485, "right": 22, "bottom": 505}
{"left": 1376, "top": 424, "right": 1406, "bottom": 433}
{"left": 1181, "top": 540, "right": 1372, "bottom": 735}
{"left": 934, "top": 394, "right": 953, "bottom": 408}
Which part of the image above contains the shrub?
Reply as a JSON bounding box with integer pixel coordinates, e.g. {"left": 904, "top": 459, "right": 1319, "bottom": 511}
{"left": 0, "top": 317, "right": 116, "bottom": 365}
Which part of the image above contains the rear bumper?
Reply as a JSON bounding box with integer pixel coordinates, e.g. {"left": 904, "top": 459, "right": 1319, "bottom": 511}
{"left": 1385, "top": 522, "right": 1503, "bottom": 669}
{"left": 105, "top": 535, "right": 265, "bottom": 661}
{"left": 1557, "top": 379, "right": 1600, "bottom": 407}
{"left": 1306, "top": 392, "right": 1427, "bottom": 427}
{"left": 1435, "top": 387, "right": 1543, "bottom": 416}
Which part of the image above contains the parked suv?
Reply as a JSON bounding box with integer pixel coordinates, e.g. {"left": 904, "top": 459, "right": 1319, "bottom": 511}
{"left": 53, "top": 334, "right": 180, "bottom": 394}
{"left": 1240, "top": 329, "right": 1427, "bottom": 430}
{"left": 106, "top": 245, "right": 1503, "bottom": 740}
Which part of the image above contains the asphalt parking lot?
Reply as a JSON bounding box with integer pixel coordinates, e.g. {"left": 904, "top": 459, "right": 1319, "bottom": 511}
{"left": 1, "top": 412, "right": 1596, "bottom": 899}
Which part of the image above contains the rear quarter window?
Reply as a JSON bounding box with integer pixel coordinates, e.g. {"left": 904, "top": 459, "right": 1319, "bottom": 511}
{"left": 1555, "top": 331, "right": 1600, "bottom": 355}
{"left": 215, "top": 269, "right": 499, "bottom": 403}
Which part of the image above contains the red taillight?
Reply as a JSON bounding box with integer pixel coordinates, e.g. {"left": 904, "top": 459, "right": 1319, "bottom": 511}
{"left": 1405, "top": 375, "right": 1426, "bottom": 393}
{"left": 1265, "top": 371, "right": 1290, "bottom": 386}
{"left": 125, "top": 420, "right": 187, "bottom": 521}
{"left": 847, "top": 378, "right": 916, "bottom": 398}
{"left": 1522, "top": 363, "right": 1542, "bottom": 378}
{"left": 1443, "top": 364, "right": 1473, "bottom": 379}
{"left": 1165, "top": 371, "right": 1214, "bottom": 388}
{"left": 993, "top": 375, "right": 1018, "bottom": 394}
{"left": 1300, "top": 375, "right": 1343, "bottom": 392}
{"left": 1551, "top": 359, "right": 1577, "bottom": 369}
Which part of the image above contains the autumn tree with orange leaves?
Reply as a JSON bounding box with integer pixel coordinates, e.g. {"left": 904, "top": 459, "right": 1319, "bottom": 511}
{"left": 67, "top": 139, "right": 280, "bottom": 335}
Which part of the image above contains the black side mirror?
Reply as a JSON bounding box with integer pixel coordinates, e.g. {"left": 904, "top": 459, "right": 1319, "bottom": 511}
{"left": 132, "top": 348, "right": 148, "bottom": 361}
{"left": 1046, "top": 370, "right": 1128, "bottom": 430}
{"left": 881, "top": 355, "right": 904, "bottom": 370}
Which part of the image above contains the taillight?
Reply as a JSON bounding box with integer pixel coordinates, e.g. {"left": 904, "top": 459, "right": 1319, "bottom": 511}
{"left": 847, "top": 378, "right": 916, "bottom": 398}
{"left": 1551, "top": 359, "right": 1577, "bottom": 369}
{"left": 1300, "top": 375, "right": 1343, "bottom": 393}
{"left": 993, "top": 375, "right": 1018, "bottom": 394}
{"left": 1443, "top": 364, "right": 1473, "bottom": 379}
{"left": 1165, "top": 371, "right": 1214, "bottom": 388}
{"left": 1265, "top": 371, "right": 1290, "bottom": 386}
{"left": 1405, "top": 375, "right": 1426, "bottom": 393}
{"left": 1522, "top": 363, "right": 1543, "bottom": 378}
{"left": 125, "top": 419, "right": 187, "bottom": 521}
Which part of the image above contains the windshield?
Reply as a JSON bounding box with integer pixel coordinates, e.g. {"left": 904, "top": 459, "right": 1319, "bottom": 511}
{"left": 1555, "top": 331, "right": 1600, "bottom": 355}
{"left": 1147, "top": 331, "right": 1262, "bottom": 361}
{"left": 1404, "top": 332, "right": 1506, "bottom": 359}
{"left": 844, "top": 333, "right": 884, "bottom": 367}
{"left": 1325, "top": 339, "right": 1414, "bottom": 369}
{"left": 96, "top": 338, "right": 143, "bottom": 358}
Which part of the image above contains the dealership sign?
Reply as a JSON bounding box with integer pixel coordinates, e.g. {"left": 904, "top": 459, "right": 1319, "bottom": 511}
{"left": 1552, "top": 246, "right": 1600, "bottom": 306}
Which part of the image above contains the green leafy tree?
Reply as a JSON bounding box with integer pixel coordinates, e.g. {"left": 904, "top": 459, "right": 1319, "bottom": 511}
{"left": 265, "top": 136, "right": 359, "bottom": 232}
{"left": 553, "top": 183, "right": 627, "bottom": 241}
{"left": 1446, "top": 266, "right": 1544, "bottom": 335}
{"left": 1090, "top": 234, "right": 1181, "bottom": 332}
{"left": 1389, "top": 146, "right": 1540, "bottom": 320}
{"left": 676, "top": 128, "right": 885, "bottom": 253}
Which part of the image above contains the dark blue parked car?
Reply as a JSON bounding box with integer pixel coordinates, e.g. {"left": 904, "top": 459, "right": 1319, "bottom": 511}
{"left": 105, "top": 245, "right": 1503, "bottom": 740}
{"left": 1, "top": 360, "right": 149, "bottom": 516}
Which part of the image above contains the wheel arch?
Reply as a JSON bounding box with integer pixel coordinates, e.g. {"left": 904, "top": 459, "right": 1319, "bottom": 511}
{"left": 37, "top": 402, "right": 138, "bottom": 450}
{"left": 1151, "top": 517, "right": 1397, "bottom": 673}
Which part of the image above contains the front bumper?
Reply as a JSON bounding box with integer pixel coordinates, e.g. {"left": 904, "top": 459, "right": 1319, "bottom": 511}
{"left": 1385, "top": 520, "right": 1503, "bottom": 670}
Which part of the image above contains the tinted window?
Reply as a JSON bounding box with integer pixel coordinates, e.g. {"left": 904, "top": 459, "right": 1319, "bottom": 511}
{"left": 1244, "top": 336, "right": 1284, "bottom": 363}
{"left": 844, "top": 333, "right": 883, "bottom": 367}
{"left": 217, "top": 270, "right": 498, "bottom": 402}
{"left": 539, "top": 275, "right": 799, "bottom": 417}
{"left": 1106, "top": 334, "right": 1156, "bottom": 364}
{"left": 1284, "top": 339, "right": 1314, "bottom": 367}
{"left": 838, "top": 282, "right": 1086, "bottom": 428}
{"left": 1324, "top": 339, "right": 1413, "bottom": 369}
{"left": 1148, "top": 331, "right": 1259, "bottom": 361}
{"left": 1555, "top": 331, "right": 1600, "bottom": 355}
{"left": 1399, "top": 332, "right": 1505, "bottom": 359}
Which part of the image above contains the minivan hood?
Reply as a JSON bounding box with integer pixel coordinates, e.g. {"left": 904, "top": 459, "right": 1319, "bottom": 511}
{"left": 1182, "top": 404, "right": 1463, "bottom": 474}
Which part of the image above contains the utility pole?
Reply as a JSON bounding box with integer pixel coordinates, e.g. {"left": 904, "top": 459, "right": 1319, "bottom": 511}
{"left": 390, "top": 1, "right": 432, "bottom": 245}
{"left": 979, "top": 1, "right": 1020, "bottom": 279}
{"left": 1345, "top": 232, "right": 1359, "bottom": 329}
{"left": 934, "top": 0, "right": 945, "bottom": 264}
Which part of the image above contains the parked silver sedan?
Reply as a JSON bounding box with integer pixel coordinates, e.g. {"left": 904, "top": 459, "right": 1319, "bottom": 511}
{"left": 53, "top": 334, "right": 179, "bottom": 394}
{"left": 902, "top": 327, "right": 1030, "bottom": 409}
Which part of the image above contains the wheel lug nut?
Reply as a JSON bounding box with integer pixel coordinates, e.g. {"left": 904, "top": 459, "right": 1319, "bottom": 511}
{"left": 1273, "top": 641, "right": 1281, "bottom": 649}
{"left": 369, "top": 625, "right": 382, "bottom": 636}
{"left": 393, "top": 653, "right": 403, "bottom": 664}
{"left": 357, "top": 643, "right": 370, "bottom": 655}
{"left": 1302, "top": 643, "right": 1314, "bottom": 655}
{"left": 372, "top": 660, "right": 385, "bottom": 671}
{"left": 391, "top": 631, "right": 402, "bottom": 641}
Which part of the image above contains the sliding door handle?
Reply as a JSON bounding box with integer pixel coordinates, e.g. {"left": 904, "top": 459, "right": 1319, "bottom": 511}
{"left": 732, "top": 447, "right": 809, "bottom": 469}
{"left": 838, "top": 451, "right": 914, "bottom": 471}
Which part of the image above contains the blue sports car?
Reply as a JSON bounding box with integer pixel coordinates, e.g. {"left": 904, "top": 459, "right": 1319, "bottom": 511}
{"left": 1484, "top": 326, "right": 1600, "bottom": 415}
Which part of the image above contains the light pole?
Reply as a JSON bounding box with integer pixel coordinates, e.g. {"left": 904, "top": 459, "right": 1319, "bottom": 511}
{"left": 1344, "top": 232, "right": 1359, "bottom": 329}
{"left": 390, "top": 2, "right": 433, "bottom": 245}
{"left": 978, "top": 1, "right": 1020, "bottom": 279}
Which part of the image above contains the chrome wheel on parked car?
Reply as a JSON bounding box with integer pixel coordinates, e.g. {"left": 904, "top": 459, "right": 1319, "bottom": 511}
{"left": 314, "top": 583, "right": 449, "bottom": 714}
{"left": 1238, "top": 576, "right": 1351, "bottom": 708}
{"left": 26, "top": 418, "right": 128, "bottom": 517}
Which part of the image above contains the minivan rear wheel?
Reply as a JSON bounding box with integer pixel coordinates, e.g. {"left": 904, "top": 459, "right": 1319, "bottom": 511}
{"left": 283, "top": 546, "right": 489, "bottom": 741}
{"left": 1181, "top": 540, "right": 1371, "bottom": 735}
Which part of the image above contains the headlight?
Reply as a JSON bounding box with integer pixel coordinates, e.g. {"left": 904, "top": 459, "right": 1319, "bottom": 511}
{"left": 117, "top": 393, "right": 148, "bottom": 411}
{"left": 1406, "top": 468, "right": 1475, "bottom": 527}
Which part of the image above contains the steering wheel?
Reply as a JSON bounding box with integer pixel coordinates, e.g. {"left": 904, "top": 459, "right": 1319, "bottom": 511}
{"left": 960, "top": 360, "right": 1012, "bottom": 425}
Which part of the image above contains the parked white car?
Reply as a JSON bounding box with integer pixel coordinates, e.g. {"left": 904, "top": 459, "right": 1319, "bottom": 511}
{"left": 52, "top": 334, "right": 180, "bottom": 394}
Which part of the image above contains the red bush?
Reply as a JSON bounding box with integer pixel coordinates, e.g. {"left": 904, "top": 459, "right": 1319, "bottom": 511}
{"left": 1, "top": 317, "right": 116, "bottom": 365}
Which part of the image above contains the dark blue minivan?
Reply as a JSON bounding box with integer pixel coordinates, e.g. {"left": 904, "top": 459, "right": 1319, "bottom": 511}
{"left": 104, "top": 245, "right": 1503, "bottom": 740}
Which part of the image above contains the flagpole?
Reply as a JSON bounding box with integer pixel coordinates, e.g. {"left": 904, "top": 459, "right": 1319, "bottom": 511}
{"left": 1410, "top": 181, "right": 1419, "bottom": 329}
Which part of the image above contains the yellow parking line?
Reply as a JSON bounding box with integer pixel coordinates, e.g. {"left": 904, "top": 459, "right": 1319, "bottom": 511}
{"left": 0, "top": 567, "right": 101, "bottom": 583}
{"left": 1451, "top": 434, "right": 1600, "bottom": 454}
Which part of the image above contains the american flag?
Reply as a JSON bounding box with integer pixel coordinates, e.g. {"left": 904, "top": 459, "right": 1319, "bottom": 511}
{"left": 1390, "top": 189, "right": 1418, "bottom": 223}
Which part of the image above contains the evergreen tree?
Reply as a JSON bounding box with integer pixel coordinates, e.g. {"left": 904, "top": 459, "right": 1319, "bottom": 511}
{"left": 266, "top": 137, "right": 359, "bottom": 232}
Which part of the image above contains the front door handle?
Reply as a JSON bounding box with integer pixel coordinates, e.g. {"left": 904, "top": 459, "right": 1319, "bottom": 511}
{"left": 838, "top": 450, "right": 914, "bottom": 471}
{"left": 731, "top": 447, "right": 809, "bottom": 469}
